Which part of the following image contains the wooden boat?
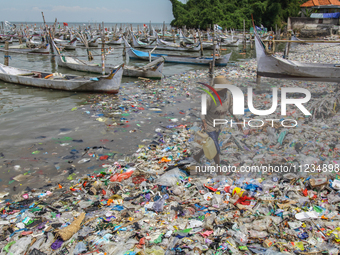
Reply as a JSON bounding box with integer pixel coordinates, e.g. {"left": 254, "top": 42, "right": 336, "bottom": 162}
{"left": 0, "top": 37, "right": 13, "bottom": 44}
{"left": 6, "top": 43, "right": 50, "bottom": 54}
{"left": 158, "top": 36, "right": 217, "bottom": 50}
{"left": 54, "top": 38, "right": 77, "bottom": 50}
{"left": 255, "top": 31, "right": 340, "bottom": 82}
{"left": 108, "top": 37, "right": 123, "bottom": 45}
{"left": 52, "top": 42, "right": 163, "bottom": 79}
{"left": 179, "top": 30, "right": 195, "bottom": 44}
{"left": 88, "top": 38, "right": 99, "bottom": 47}
{"left": 220, "top": 38, "right": 241, "bottom": 47}
{"left": 78, "top": 37, "right": 99, "bottom": 47}
{"left": 132, "top": 35, "right": 200, "bottom": 52}
{"left": 124, "top": 38, "right": 231, "bottom": 66}
{"left": 123, "top": 58, "right": 164, "bottom": 79}
{"left": 0, "top": 62, "right": 123, "bottom": 93}
{"left": 30, "top": 36, "right": 43, "bottom": 46}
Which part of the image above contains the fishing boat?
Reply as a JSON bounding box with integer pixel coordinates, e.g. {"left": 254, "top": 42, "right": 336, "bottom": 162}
{"left": 54, "top": 38, "right": 77, "bottom": 50}
{"left": 123, "top": 58, "right": 164, "bottom": 79}
{"left": 178, "top": 30, "right": 195, "bottom": 44}
{"left": 88, "top": 38, "right": 99, "bottom": 47}
{"left": 132, "top": 35, "right": 200, "bottom": 52}
{"left": 254, "top": 31, "right": 340, "bottom": 82}
{"left": 6, "top": 43, "right": 50, "bottom": 54}
{"left": 124, "top": 38, "right": 231, "bottom": 66}
{"left": 78, "top": 37, "right": 99, "bottom": 47}
{"left": 0, "top": 37, "right": 13, "bottom": 44}
{"left": 52, "top": 42, "right": 163, "bottom": 79}
{"left": 107, "top": 37, "right": 123, "bottom": 45}
{"left": 220, "top": 38, "right": 241, "bottom": 47}
{"left": 0, "top": 63, "right": 123, "bottom": 93}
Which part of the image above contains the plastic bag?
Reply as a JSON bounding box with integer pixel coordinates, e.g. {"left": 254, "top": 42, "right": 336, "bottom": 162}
{"left": 78, "top": 226, "right": 93, "bottom": 237}
{"left": 203, "top": 213, "right": 216, "bottom": 230}
{"left": 265, "top": 248, "right": 288, "bottom": 255}
{"left": 249, "top": 230, "right": 268, "bottom": 238}
{"left": 328, "top": 192, "right": 340, "bottom": 204}
{"left": 266, "top": 127, "right": 278, "bottom": 144}
{"left": 28, "top": 249, "right": 47, "bottom": 255}
{"left": 152, "top": 195, "right": 167, "bottom": 212}
{"left": 8, "top": 236, "right": 32, "bottom": 255}
{"left": 156, "top": 168, "right": 185, "bottom": 186}
{"left": 110, "top": 170, "right": 134, "bottom": 182}
{"left": 73, "top": 241, "right": 87, "bottom": 255}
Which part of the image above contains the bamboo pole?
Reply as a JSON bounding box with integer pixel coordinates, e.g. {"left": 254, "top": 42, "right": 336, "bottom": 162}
{"left": 101, "top": 21, "right": 105, "bottom": 75}
{"left": 210, "top": 39, "right": 217, "bottom": 79}
{"left": 243, "top": 20, "right": 246, "bottom": 52}
{"left": 163, "top": 21, "right": 165, "bottom": 40}
{"left": 199, "top": 30, "right": 203, "bottom": 57}
{"left": 275, "top": 24, "right": 277, "bottom": 38}
{"left": 149, "top": 21, "right": 151, "bottom": 36}
{"left": 4, "top": 41, "right": 9, "bottom": 66}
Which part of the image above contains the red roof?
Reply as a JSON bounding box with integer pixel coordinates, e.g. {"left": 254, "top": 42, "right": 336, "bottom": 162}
{"left": 301, "top": 0, "right": 340, "bottom": 7}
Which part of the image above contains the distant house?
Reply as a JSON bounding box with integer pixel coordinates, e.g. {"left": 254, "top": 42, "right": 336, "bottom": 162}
{"left": 301, "top": 0, "right": 340, "bottom": 17}
{"left": 287, "top": 0, "right": 340, "bottom": 36}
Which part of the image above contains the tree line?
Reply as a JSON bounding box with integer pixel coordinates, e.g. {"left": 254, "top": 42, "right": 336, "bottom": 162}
{"left": 170, "top": 0, "right": 305, "bottom": 30}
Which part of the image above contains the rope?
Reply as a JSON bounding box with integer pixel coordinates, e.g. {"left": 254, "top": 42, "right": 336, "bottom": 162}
{"left": 4, "top": 55, "right": 11, "bottom": 59}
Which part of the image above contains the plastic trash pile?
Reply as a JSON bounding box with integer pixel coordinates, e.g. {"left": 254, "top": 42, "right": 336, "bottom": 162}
{"left": 1, "top": 123, "right": 340, "bottom": 254}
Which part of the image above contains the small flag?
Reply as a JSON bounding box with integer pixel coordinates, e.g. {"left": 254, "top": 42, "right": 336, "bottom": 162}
{"left": 63, "top": 22, "right": 68, "bottom": 27}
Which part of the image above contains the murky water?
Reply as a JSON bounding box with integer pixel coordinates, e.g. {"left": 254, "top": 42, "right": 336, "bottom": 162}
{"left": 0, "top": 43, "right": 256, "bottom": 196}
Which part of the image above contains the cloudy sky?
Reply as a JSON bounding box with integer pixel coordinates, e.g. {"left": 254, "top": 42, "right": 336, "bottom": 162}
{"left": 0, "top": 0, "right": 175, "bottom": 23}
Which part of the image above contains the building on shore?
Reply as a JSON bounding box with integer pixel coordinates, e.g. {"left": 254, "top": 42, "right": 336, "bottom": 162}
{"left": 288, "top": 0, "right": 340, "bottom": 37}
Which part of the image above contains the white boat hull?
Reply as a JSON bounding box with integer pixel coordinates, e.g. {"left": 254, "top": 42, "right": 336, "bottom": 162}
{"left": 132, "top": 36, "right": 200, "bottom": 52}
{"left": 125, "top": 41, "right": 231, "bottom": 66}
{"left": 8, "top": 44, "right": 50, "bottom": 54}
{"left": 255, "top": 32, "right": 340, "bottom": 82}
{"left": 57, "top": 54, "right": 163, "bottom": 79}
{"left": 0, "top": 63, "right": 122, "bottom": 93}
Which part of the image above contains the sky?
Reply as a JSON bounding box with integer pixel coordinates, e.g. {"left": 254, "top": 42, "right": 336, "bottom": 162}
{"left": 0, "top": 0, "right": 175, "bottom": 23}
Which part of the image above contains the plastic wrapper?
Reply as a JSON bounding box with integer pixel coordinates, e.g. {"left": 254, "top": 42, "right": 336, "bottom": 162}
{"left": 8, "top": 236, "right": 32, "bottom": 255}
{"left": 73, "top": 241, "right": 87, "bottom": 254}
{"left": 156, "top": 168, "right": 185, "bottom": 186}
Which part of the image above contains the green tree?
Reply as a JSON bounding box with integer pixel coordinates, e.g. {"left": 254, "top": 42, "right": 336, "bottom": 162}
{"left": 169, "top": 0, "right": 306, "bottom": 29}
